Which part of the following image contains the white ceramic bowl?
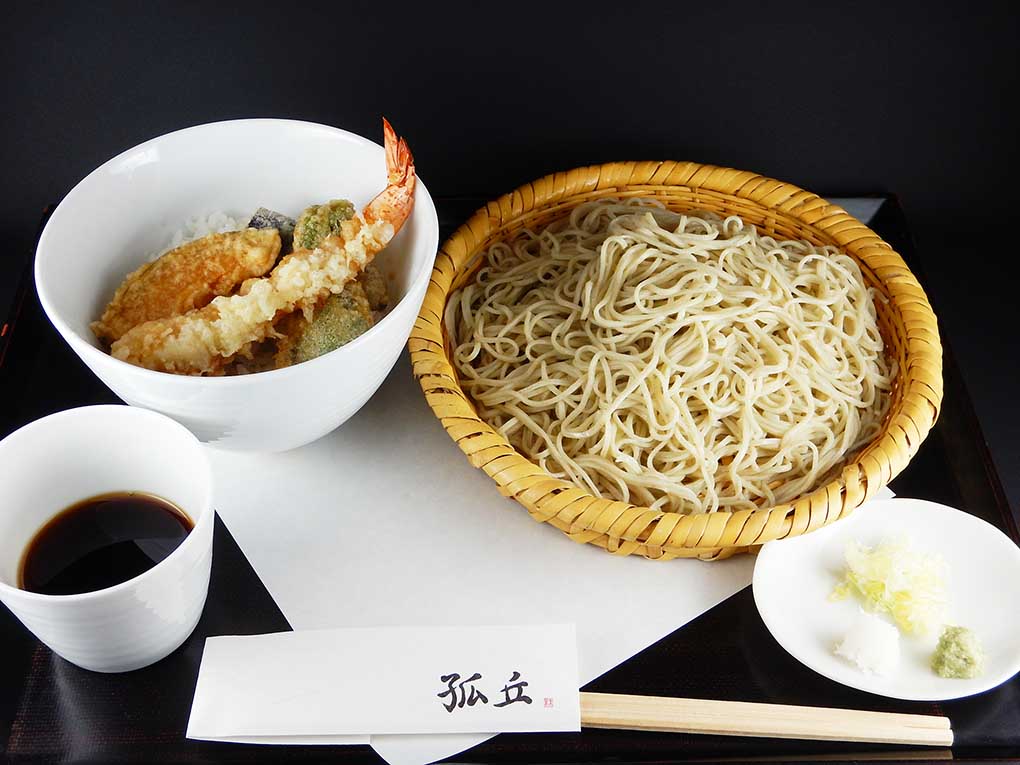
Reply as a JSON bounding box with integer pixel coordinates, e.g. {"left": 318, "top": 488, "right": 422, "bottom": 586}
{"left": 35, "top": 119, "right": 439, "bottom": 451}
{"left": 0, "top": 405, "right": 213, "bottom": 673}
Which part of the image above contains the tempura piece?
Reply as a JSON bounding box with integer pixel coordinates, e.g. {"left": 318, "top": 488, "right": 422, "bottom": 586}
{"left": 109, "top": 118, "right": 415, "bottom": 375}
{"left": 92, "top": 228, "right": 282, "bottom": 344}
{"left": 294, "top": 200, "right": 357, "bottom": 250}
{"left": 274, "top": 281, "right": 374, "bottom": 367}
{"left": 359, "top": 263, "right": 389, "bottom": 312}
{"left": 248, "top": 208, "right": 296, "bottom": 252}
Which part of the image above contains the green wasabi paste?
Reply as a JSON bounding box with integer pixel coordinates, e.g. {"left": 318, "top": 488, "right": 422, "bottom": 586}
{"left": 931, "top": 626, "right": 983, "bottom": 679}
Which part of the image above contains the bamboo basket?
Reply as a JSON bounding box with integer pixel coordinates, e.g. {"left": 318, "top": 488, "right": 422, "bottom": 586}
{"left": 409, "top": 162, "right": 943, "bottom": 560}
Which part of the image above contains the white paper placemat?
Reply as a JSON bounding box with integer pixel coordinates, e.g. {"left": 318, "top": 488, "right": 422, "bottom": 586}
{"left": 208, "top": 353, "right": 757, "bottom": 760}
{"left": 207, "top": 198, "right": 887, "bottom": 764}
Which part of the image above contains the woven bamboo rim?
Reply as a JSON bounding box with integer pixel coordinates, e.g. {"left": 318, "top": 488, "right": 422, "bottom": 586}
{"left": 410, "top": 162, "right": 943, "bottom": 560}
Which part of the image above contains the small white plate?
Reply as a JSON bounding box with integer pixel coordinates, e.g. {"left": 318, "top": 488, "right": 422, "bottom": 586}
{"left": 753, "top": 498, "right": 1020, "bottom": 700}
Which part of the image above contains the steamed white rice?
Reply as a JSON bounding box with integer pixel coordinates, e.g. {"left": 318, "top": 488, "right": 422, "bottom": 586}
{"left": 148, "top": 211, "right": 241, "bottom": 261}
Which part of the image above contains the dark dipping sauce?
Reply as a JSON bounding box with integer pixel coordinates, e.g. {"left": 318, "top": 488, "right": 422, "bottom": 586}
{"left": 18, "top": 492, "right": 193, "bottom": 596}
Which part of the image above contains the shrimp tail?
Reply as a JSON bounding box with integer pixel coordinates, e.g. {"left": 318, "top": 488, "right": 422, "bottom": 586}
{"left": 383, "top": 117, "right": 414, "bottom": 187}
{"left": 366, "top": 118, "right": 416, "bottom": 236}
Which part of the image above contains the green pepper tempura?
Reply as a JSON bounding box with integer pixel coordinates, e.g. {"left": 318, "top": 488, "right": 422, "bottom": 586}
{"left": 293, "top": 199, "right": 357, "bottom": 250}
{"left": 291, "top": 283, "right": 374, "bottom": 364}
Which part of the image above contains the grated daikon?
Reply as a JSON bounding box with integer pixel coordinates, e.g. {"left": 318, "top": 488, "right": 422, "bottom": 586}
{"left": 834, "top": 609, "right": 901, "bottom": 676}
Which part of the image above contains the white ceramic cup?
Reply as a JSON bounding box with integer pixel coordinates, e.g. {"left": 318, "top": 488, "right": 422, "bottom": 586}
{"left": 0, "top": 405, "right": 214, "bottom": 672}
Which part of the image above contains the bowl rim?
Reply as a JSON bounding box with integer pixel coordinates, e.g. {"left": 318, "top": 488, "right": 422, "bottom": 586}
{"left": 410, "top": 159, "right": 944, "bottom": 560}
{"left": 34, "top": 117, "right": 440, "bottom": 385}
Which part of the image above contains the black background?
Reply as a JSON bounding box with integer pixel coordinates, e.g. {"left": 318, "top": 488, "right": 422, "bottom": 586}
{"left": 2, "top": 1, "right": 1017, "bottom": 504}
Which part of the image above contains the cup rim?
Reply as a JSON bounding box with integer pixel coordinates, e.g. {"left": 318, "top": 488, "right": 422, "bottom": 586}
{"left": 0, "top": 404, "right": 214, "bottom": 603}
{"left": 34, "top": 117, "right": 441, "bottom": 385}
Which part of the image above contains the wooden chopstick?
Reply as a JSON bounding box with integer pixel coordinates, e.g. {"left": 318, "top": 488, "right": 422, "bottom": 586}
{"left": 579, "top": 692, "right": 953, "bottom": 747}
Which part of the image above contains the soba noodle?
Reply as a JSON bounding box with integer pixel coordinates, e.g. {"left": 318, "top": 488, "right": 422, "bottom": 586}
{"left": 445, "top": 199, "right": 895, "bottom": 514}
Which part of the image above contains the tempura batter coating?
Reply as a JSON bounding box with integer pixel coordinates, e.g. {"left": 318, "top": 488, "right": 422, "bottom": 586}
{"left": 110, "top": 218, "right": 393, "bottom": 374}
{"left": 92, "top": 228, "right": 282, "bottom": 344}
{"left": 294, "top": 199, "right": 357, "bottom": 250}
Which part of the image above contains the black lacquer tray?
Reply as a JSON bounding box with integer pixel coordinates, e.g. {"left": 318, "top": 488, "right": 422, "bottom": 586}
{"left": 2, "top": 196, "right": 1017, "bottom": 763}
